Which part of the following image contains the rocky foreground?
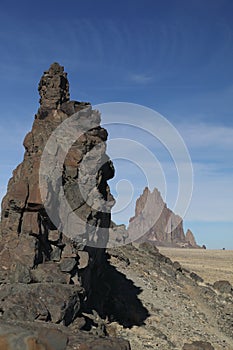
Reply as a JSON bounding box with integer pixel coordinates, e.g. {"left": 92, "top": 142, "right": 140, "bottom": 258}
{"left": 107, "top": 243, "right": 233, "bottom": 350}
{"left": 0, "top": 242, "right": 232, "bottom": 349}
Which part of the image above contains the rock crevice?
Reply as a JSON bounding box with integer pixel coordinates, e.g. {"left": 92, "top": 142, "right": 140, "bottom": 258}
{"left": 0, "top": 63, "right": 129, "bottom": 349}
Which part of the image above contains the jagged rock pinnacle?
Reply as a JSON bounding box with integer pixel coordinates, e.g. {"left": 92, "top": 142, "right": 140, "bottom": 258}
{"left": 38, "top": 62, "right": 70, "bottom": 111}
{"left": 128, "top": 187, "right": 200, "bottom": 248}
{"left": 0, "top": 63, "right": 117, "bottom": 336}
{"left": 185, "top": 228, "right": 198, "bottom": 247}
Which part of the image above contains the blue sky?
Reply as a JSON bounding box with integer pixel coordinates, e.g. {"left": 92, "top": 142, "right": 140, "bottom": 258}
{"left": 0, "top": 0, "right": 233, "bottom": 248}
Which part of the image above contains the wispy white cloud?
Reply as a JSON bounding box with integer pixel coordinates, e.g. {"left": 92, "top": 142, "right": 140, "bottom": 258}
{"left": 177, "top": 123, "right": 233, "bottom": 150}
{"left": 166, "top": 123, "right": 233, "bottom": 222}
{"left": 106, "top": 120, "right": 233, "bottom": 224}
{"left": 129, "top": 73, "right": 153, "bottom": 84}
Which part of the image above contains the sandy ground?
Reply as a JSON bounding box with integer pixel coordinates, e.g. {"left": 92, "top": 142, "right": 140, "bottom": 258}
{"left": 158, "top": 247, "right": 233, "bottom": 285}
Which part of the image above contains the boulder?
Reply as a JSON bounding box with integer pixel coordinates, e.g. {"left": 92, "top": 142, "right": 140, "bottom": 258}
{"left": 182, "top": 341, "right": 215, "bottom": 350}
{"left": 0, "top": 321, "right": 130, "bottom": 350}
{"left": 213, "top": 280, "right": 233, "bottom": 294}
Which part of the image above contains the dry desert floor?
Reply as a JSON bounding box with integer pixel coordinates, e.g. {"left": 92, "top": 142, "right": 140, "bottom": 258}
{"left": 158, "top": 247, "right": 233, "bottom": 285}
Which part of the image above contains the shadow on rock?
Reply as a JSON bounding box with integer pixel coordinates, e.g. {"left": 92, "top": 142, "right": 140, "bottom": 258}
{"left": 105, "top": 263, "right": 149, "bottom": 327}
{"left": 83, "top": 257, "right": 150, "bottom": 329}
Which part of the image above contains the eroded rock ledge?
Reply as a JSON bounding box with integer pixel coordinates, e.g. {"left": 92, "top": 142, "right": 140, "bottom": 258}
{"left": 0, "top": 63, "right": 129, "bottom": 350}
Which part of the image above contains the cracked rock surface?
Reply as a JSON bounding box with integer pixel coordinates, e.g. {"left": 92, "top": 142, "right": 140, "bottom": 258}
{"left": 0, "top": 63, "right": 129, "bottom": 350}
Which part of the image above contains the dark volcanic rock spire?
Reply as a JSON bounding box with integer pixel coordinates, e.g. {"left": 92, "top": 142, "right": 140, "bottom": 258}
{"left": 0, "top": 63, "right": 120, "bottom": 340}
{"left": 38, "top": 62, "right": 70, "bottom": 110}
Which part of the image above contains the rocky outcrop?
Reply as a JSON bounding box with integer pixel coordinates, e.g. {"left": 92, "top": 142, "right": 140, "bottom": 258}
{"left": 38, "top": 62, "right": 70, "bottom": 111}
{"left": 182, "top": 341, "right": 215, "bottom": 350}
{"left": 185, "top": 229, "right": 197, "bottom": 247}
{"left": 128, "top": 187, "right": 200, "bottom": 248}
{"left": 213, "top": 280, "right": 233, "bottom": 294}
{"left": 0, "top": 63, "right": 130, "bottom": 349}
{"left": 0, "top": 321, "right": 130, "bottom": 350}
{"left": 109, "top": 222, "right": 128, "bottom": 247}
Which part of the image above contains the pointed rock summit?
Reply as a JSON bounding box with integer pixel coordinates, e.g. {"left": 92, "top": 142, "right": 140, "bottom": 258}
{"left": 36, "top": 63, "right": 91, "bottom": 119}
{"left": 0, "top": 63, "right": 129, "bottom": 349}
{"left": 185, "top": 229, "right": 197, "bottom": 247}
{"left": 38, "top": 62, "right": 70, "bottom": 110}
{"left": 128, "top": 187, "right": 201, "bottom": 248}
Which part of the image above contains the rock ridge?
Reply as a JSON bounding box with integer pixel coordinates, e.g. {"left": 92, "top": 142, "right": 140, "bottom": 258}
{"left": 128, "top": 186, "right": 201, "bottom": 248}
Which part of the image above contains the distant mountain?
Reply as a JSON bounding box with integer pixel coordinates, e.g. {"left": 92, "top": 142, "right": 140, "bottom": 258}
{"left": 128, "top": 187, "right": 201, "bottom": 248}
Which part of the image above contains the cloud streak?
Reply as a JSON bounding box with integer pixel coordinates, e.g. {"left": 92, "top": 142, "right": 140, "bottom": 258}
{"left": 107, "top": 120, "right": 233, "bottom": 224}
{"left": 129, "top": 73, "right": 153, "bottom": 84}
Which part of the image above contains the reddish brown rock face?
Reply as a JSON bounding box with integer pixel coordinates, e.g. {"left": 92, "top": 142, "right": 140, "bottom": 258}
{"left": 38, "top": 62, "right": 70, "bottom": 111}
{"left": 185, "top": 228, "right": 198, "bottom": 247}
{"left": 128, "top": 187, "right": 199, "bottom": 248}
{"left": 0, "top": 62, "right": 115, "bottom": 323}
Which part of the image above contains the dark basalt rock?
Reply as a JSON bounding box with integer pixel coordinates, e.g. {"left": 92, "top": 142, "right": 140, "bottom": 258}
{"left": 38, "top": 62, "right": 70, "bottom": 112}
{"left": 182, "top": 341, "right": 215, "bottom": 350}
{"left": 0, "top": 321, "right": 130, "bottom": 350}
{"left": 0, "top": 63, "right": 130, "bottom": 349}
{"left": 213, "top": 280, "right": 233, "bottom": 294}
{"left": 190, "top": 271, "right": 204, "bottom": 283}
{"left": 0, "top": 283, "right": 83, "bottom": 325}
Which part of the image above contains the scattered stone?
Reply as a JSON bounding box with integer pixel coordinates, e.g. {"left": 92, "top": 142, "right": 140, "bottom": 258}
{"left": 182, "top": 341, "right": 215, "bottom": 350}
{"left": 213, "top": 280, "right": 233, "bottom": 294}
{"left": 190, "top": 272, "right": 204, "bottom": 283}
{"left": 0, "top": 283, "right": 83, "bottom": 324}
{"left": 48, "top": 230, "right": 61, "bottom": 242}
{"left": 109, "top": 223, "right": 128, "bottom": 247}
{"left": 59, "top": 258, "right": 77, "bottom": 272}
{"left": 0, "top": 322, "right": 68, "bottom": 350}
{"left": 62, "top": 244, "right": 77, "bottom": 258}
{"left": 77, "top": 251, "right": 89, "bottom": 269}
{"left": 0, "top": 321, "right": 130, "bottom": 350}
{"left": 50, "top": 246, "right": 62, "bottom": 262}
{"left": 10, "top": 262, "right": 32, "bottom": 283}
{"left": 107, "top": 243, "right": 233, "bottom": 350}
{"left": 31, "top": 262, "right": 69, "bottom": 284}
{"left": 173, "top": 261, "right": 182, "bottom": 272}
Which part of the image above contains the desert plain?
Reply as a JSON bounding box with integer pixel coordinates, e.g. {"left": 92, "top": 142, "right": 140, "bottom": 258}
{"left": 159, "top": 247, "right": 233, "bottom": 285}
